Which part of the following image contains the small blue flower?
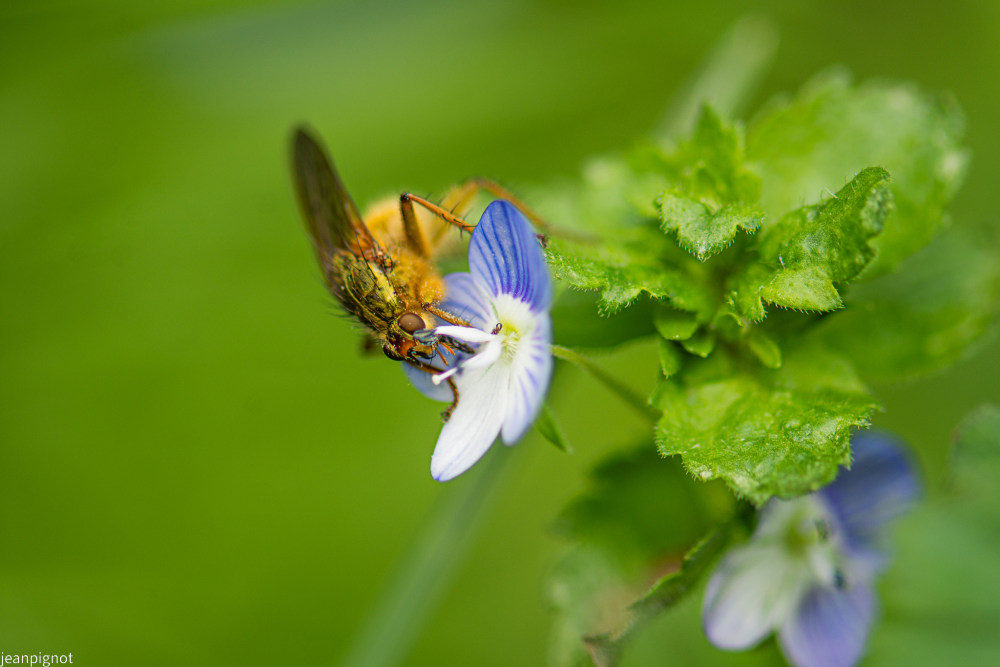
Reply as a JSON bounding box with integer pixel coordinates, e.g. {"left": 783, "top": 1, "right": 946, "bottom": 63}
{"left": 404, "top": 200, "right": 553, "bottom": 481}
{"left": 702, "top": 433, "right": 919, "bottom": 667}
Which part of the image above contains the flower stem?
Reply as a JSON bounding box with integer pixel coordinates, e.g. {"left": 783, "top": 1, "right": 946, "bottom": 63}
{"left": 551, "top": 345, "right": 660, "bottom": 424}
{"left": 339, "top": 449, "right": 510, "bottom": 667}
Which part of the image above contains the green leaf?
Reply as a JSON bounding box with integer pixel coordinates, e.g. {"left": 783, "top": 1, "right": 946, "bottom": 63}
{"left": 727, "top": 262, "right": 769, "bottom": 322}
{"left": 658, "top": 339, "right": 682, "bottom": 378}
{"left": 655, "top": 344, "right": 879, "bottom": 504}
{"left": 814, "top": 228, "right": 1000, "bottom": 381}
{"left": 677, "top": 106, "right": 762, "bottom": 206}
{"left": 546, "top": 231, "right": 713, "bottom": 316}
{"left": 658, "top": 194, "right": 762, "bottom": 261}
{"left": 680, "top": 329, "right": 716, "bottom": 358}
{"left": 535, "top": 403, "right": 572, "bottom": 453}
{"left": 760, "top": 266, "right": 841, "bottom": 311}
{"left": 756, "top": 166, "right": 892, "bottom": 311}
{"left": 748, "top": 70, "right": 968, "bottom": 275}
{"left": 653, "top": 305, "right": 701, "bottom": 341}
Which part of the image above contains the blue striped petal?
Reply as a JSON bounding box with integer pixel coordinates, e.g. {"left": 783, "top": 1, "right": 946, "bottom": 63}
{"left": 778, "top": 584, "right": 875, "bottom": 667}
{"left": 469, "top": 200, "right": 552, "bottom": 312}
{"left": 439, "top": 272, "right": 494, "bottom": 331}
{"left": 820, "top": 432, "right": 920, "bottom": 546}
{"left": 431, "top": 364, "right": 509, "bottom": 481}
{"left": 501, "top": 316, "right": 553, "bottom": 443}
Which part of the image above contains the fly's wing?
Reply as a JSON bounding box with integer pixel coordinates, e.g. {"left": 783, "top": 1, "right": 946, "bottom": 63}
{"left": 290, "top": 127, "right": 385, "bottom": 287}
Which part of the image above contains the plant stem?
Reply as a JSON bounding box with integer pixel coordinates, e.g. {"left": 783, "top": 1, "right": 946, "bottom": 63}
{"left": 339, "top": 449, "right": 510, "bottom": 667}
{"left": 551, "top": 345, "right": 660, "bottom": 424}
{"left": 657, "top": 15, "right": 779, "bottom": 139}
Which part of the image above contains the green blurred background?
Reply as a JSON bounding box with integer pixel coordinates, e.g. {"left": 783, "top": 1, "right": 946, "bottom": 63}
{"left": 2, "top": 1, "right": 998, "bottom": 664}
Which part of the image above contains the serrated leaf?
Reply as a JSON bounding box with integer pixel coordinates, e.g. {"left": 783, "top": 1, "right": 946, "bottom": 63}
{"left": 658, "top": 194, "right": 762, "bottom": 260}
{"left": 546, "top": 233, "right": 713, "bottom": 316}
{"left": 761, "top": 266, "right": 841, "bottom": 310}
{"left": 655, "top": 345, "right": 879, "bottom": 504}
{"left": 756, "top": 166, "right": 892, "bottom": 311}
{"left": 749, "top": 71, "right": 968, "bottom": 275}
{"left": 679, "top": 106, "right": 762, "bottom": 205}
{"left": 814, "top": 228, "right": 1000, "bottom": 381}
{"left": 535, "top": 403, "right": 572, "bottom": 453}
{"left": 727, "top": 262, "right": 769, "bottom": 322}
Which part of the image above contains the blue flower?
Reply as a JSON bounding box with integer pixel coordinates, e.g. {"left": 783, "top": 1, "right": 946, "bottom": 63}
{"left": 404, "top": 200, "right": 553, "bottom": 481}
{"left": 702, "top": 434, "right": 919, "bottom": 667}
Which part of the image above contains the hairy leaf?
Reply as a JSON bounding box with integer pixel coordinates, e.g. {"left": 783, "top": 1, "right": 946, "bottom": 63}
{"left": 546, "top": 231, "right": 713, "bottom": 316}
{"left": 749, "top": 71, "right": 968, "bottom": 275}
{"left": 658, "top": 195, "right": 762, "bottom": 261}
{"left": 754, "top": 166, "right": 892, "bottom": 311}
{"left": 655, "top": 345, "right": 879, "bottom": 504}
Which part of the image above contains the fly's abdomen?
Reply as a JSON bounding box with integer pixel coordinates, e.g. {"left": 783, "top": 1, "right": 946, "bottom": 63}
{"left": 331, "top": 253, "right": 400, "bottom": 330}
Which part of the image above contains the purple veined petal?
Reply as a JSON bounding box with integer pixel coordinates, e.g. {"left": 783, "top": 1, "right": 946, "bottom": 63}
{"left": 430, "top": 364, "right": 510, "bottom": 481}
{"left": 820, "top": 432, "right": 920, "bottom": 546}
{"left": 703, "top": 543, "right": 811, "bottom": 651}
{"left": 469, "top": 200, "right": 552, "bottom": 312}
{"left": 501, "top": 315, "right": 553, "bottom": 444}
{"left": 439, "top": 272, "right": 494, "bottom": 331}
{"left": 778, "top": 584, "right": 876, "bottom": 667}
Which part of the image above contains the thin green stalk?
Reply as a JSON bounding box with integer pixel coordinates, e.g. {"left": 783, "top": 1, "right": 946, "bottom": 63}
{"left": 657, "top": 15, "right": 778, "bottom": 139}
{"left": 339, "top": 449, "right": 510, "bottom": 667}
{"left": 552, "top": 345, "right": 659, "bottom": 424}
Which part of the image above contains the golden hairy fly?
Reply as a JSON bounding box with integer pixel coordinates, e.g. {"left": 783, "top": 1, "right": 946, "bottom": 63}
{"left": 289, "top": 126, "right": 544, "bottom": 411}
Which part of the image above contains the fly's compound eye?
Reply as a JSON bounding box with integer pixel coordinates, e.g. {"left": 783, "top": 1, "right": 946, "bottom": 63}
{"left": 398, "top": 312, "right": 426, "bottom": 334}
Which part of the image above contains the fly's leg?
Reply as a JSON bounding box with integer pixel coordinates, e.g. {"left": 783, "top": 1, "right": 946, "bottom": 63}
{"left": 406, "top": 358, "right": 460, "bottom": 421}
{"left": 422, "top": 303, "right": 472, "bottom": 328}
{"left": 440, "top": 178, "right": 548, "bottom": 232}
{"left": 400, "top": 192, "right": 475, "bottom": 260}
{"left": 442, "top": 378, "right": 459, "bottom": 422}
{"left": 399, "top": 180, "right": 549, "bottom": 259}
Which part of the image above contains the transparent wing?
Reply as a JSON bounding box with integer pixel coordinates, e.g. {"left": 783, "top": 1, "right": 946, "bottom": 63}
{"left": 290, "top": 126, "right": 383, "bottom": 285}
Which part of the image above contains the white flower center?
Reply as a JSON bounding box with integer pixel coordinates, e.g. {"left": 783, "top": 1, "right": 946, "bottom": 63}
{"left": 492, "top": 294, "right": 536, "bottom": 364}
{"left": 759, "top": 495, "right": 847, "bottom": 591}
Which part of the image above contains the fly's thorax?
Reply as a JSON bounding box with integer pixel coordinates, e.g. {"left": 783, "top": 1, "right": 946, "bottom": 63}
{"left": 386, "top": 246, "right": 446, "bottom": 306}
